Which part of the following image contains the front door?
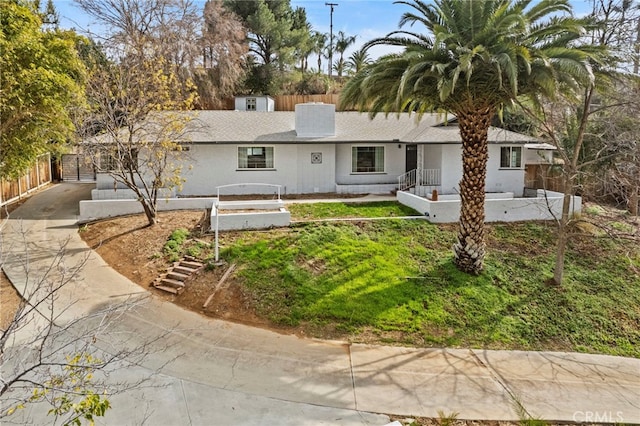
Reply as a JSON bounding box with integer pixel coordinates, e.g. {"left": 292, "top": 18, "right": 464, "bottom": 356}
{"left": 405, "top": 144, "right": 417, "bottom": 172}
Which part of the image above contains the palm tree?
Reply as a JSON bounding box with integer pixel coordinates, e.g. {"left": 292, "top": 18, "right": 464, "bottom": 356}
{"left": 341, "top": 0, "right": 595, "bottom": 275}
{"left": 311, "top": 31, "right": 328, "bottom": 73}
{"left": 346, "top": 49, "right": 372, "bottom": 74}
{"left": 334, "top": 31, "right": 356, "bottom": 77}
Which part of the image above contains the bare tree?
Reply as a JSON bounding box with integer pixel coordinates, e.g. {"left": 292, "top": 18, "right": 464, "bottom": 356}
{"left": 198, "top": 0, "right": 248, "bottom": 108}
{"left": 73, "top": 0, "right": 200, "bottom": 226}
{"left": 80, "top": 58, "right": 197, "bottom": 226}
{"left": 512, "top": 0, "right": 637, "bottom": 285}
{"left": 589, "top": 80, "right": 640, "bottom": 216}
{"left": 0, "top": 224, "right": 171, "bottom": 424}
{"left": 74, "top": 0, "right": 203, "bottom": 104}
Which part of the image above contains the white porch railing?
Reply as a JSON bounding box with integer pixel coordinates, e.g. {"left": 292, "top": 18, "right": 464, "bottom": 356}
{"left": 398, "top": 169, "right": 441, "bottom": 192}
{"left": 398, "top": 169, "right": 417, "bottom": 191}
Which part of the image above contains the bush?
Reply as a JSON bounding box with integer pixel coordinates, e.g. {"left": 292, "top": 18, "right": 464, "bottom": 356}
{"left": 163, "top": 228, "right": 190, "bottom": 261}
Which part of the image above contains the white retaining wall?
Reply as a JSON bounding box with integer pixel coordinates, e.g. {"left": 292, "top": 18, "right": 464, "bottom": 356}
{"left": 91, "top": 188, "right": 175, "bottom": 200}
{"left": 211, "top": 201, "right": 291, "bottom": 231}
{"left": 397, "top": 190, "right": 581, "bottom": 223}
{"left": 79, "top": 198, "right": 216, "bottom": 223}
{"left": 335, "top": 183, "right": 397, "bottom": 194}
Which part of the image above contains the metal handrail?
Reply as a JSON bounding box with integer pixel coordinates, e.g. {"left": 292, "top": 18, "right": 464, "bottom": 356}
{"left": 398, "top": 169, "right": 441, "bottom": 191}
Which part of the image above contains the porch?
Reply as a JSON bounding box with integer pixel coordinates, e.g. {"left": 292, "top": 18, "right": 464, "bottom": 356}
{"left": 397, "top": 168, "right": 442, "bottom": 196}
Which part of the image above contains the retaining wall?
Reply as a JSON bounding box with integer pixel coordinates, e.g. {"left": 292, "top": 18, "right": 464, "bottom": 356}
{"left": 79, "top": 198, "right": 216, "bottom": 223}
{"left": 397, "top": 190, "right": 581, "bottom": 223}
{"left": 335, "top": 183, "right": 396, "bottom": 195}
{"left": 211, "top": 200, "right": 291, "bottom": 231}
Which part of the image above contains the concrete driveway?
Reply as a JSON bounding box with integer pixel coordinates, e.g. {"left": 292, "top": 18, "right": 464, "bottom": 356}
{"left": 2, "top": 183, "right": 639, "bottom": 425}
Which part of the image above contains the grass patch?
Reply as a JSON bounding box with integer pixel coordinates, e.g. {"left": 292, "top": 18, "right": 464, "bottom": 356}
{"left": 288, "top": 201, "right": 421, "bottom": 220}
{"left": 221, "top": 216, "right": 640, "bottom": 357}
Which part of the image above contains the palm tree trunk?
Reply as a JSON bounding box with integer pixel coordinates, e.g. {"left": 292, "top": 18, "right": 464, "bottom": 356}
{"left": 453, "top": 106, "right": 493, "bottom": 275}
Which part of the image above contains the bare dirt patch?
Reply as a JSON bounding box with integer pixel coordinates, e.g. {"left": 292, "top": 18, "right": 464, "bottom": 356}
{"left": 79, "top": 210, "right": 296, "bottom": 334}
{"left": 1, "top": 271, "right": 22, "bottom": 331}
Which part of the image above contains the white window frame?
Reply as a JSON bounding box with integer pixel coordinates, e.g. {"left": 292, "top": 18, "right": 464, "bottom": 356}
{"left": 500, "top": 146, "right": 523, "bottom": 169}
{"left": 237, "top": 146, "right": 274, "bottom": 169}
{"left": 246, "top": 98, "right": 257, "bottom": 111}
{"left": 351, "top": 145, "right": 385, "bottom": 174}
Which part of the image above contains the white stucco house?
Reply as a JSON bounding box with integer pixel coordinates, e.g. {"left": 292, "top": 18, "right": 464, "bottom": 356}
{"left": 97, "top": 102, "right": 552, "bottom": 197}
{"left": 81, "top": 100, "right": 581, "bottom": 224}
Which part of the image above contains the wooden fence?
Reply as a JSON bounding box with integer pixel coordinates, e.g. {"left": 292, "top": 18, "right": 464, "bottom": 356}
{"left": 221, "top": 94, "right": 344, "bottom": 111}
{"left": 274, "top": 94, "right": 342, "bottom": 111}
{"left": 525, "top": 164, "right": 565, "bottom": 193}
{"left": 1, "top": 153, "right": 52, "bottom": 207}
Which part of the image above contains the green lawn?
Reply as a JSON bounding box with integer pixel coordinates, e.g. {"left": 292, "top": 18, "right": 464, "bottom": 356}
{"left": 287, "top": 201, "right": 422, "bottom": 220}
{"left": 216, "top": 203, "right": 640, "bottom": 357}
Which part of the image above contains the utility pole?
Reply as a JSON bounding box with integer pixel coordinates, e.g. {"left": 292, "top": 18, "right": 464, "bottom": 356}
{"left": 326, "top": 2, "right": 338, "bottom": 77}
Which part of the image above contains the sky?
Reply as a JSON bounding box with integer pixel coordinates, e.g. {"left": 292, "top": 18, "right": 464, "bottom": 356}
{"left": 53, "top": 0, "right": 595, "bottom": 70}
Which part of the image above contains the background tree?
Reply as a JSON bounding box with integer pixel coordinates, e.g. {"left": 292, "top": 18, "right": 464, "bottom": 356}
{"left": 333, "top": 31, "right": 356, "bottom": 77}
{"left": 311, "top": 31, "right": 328, "bottom": 73}
{"left": 199, "top": 0, "right": 248, "bottom": 108}
{"left": 224, "top": 0, "right": 311, "bottom": 93}
{"left": 595, "top": 85, "right": 640, "bottom": 215}
{"left": 346, "top": 49, "right": 372, "bottom": 75}
{"left": 0, "top": 0, "right": 86, "bottom": 179}
{"left": 74, "top": 0, "right": 202, "bottom": 99}
{"left": 341, "top": 0, "right": 594, "bottom": 275}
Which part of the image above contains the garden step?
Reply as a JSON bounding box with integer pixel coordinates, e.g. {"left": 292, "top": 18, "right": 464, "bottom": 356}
{"left": 179, "top": 260, "right": 204, "bottom": 269}
{"left": 153, "top": 285, "right": 181, "bottom": 295}
{"left": 159, "top": 278, "right": 186, "bottom": 288}
{"left": 167, "top": 271, "right": 189, "bottom": 281}
{"left": 173, "top": 265, "right": 198, "bottom": 274}
{"left": 153, "top": 256, "right": 204, "bottom": 295}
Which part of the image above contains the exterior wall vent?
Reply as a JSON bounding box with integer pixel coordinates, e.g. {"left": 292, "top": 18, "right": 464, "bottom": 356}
{"left": 295, "top": 103, "right": 335, "bottom": 137}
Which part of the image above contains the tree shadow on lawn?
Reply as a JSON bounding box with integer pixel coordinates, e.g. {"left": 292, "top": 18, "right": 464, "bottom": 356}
{"left": 260, "top": 252, "right": 535, "bottom": 348}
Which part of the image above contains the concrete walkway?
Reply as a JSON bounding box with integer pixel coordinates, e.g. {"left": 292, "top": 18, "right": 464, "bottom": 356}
{"left": 1, "top": 183, "right": 639, "bottom": 425}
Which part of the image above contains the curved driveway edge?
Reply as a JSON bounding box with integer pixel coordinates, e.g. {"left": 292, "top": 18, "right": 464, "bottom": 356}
{"left": 2, "top": 183, "right": 639, "bottom": 425}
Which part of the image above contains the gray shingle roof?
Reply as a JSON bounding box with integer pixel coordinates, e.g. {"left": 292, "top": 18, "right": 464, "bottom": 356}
{"left": 84, "top": 110, "right": 538, "bottom": 145}
{"left": 187, "top": 111, "right": 537, "bottom": 144}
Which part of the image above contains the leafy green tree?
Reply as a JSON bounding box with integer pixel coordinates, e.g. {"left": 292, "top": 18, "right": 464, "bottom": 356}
{"left": 224, "top": 0, "right": 311, "bottom": 93}
{"left": 341, "top": 0, "right": 594, "bottom": 275}
{"left": 0, "top": 0, "right": 86, "bottom": 178}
